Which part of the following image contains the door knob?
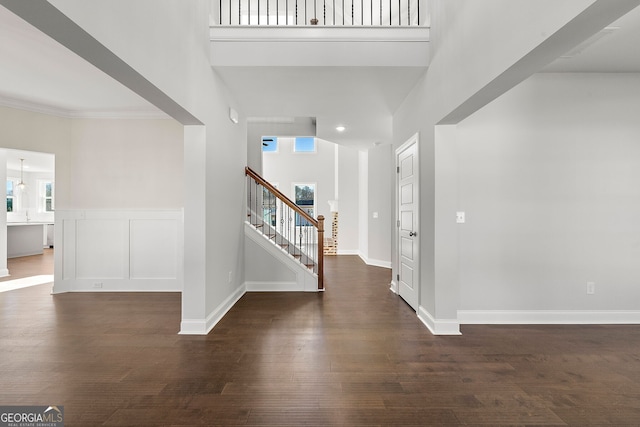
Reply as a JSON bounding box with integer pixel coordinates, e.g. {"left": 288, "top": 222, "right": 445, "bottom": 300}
{"left": 409, "top": 231, "right": 417, "bottom": 237}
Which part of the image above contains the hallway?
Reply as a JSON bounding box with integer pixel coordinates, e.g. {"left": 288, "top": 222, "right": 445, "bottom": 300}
{"left": 1, "top": 255, "right": 640, "bottom": 425}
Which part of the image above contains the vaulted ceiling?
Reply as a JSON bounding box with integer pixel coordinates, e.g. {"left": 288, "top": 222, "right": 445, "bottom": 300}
{"left": 0, "top": 4, "right": 639, "bottom": 150}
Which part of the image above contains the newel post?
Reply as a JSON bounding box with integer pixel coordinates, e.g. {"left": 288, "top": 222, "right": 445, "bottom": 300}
{"left": 317, "top": 215, "right": 324, "bottom": 290}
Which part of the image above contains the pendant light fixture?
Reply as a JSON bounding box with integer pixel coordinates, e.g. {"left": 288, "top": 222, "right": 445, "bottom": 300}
{"left": 17, "top": 158, "right": 27, "bottom": 191}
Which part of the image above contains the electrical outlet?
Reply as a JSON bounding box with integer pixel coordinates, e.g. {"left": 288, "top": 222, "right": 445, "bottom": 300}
{"left": 586, "top": 281, "right": 595, "bottom": 295}
{"left": 456, "top": 212, "right": 465, "bottom": 224}
{"left": 228, "top": 271, "right": 233, "bottom": 284}
{"left": 93, "top": 282, "right": 103, "bottom": 289}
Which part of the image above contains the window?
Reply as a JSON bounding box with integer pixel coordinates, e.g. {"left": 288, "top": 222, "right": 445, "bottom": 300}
{"left": 39, "top": 180, "right": 54, "bottom": 212}
{"left": 294, "top": 184, "right": 315, "bottom": 226}
{"left": 262, "top": 137, "right": 277, "bottom": 152}
{"left": 6, "top": 179, "right": 15, "bottom": 212}
{"left": 262, "top": 184, "right": 278, "bottom": 227}
{"left": 294, "top": 137, "right": 315, "bottom": 153}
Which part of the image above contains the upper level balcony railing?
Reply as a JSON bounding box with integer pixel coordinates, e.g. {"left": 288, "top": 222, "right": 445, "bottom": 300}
{"left": 213, "top": 0, "right": 427, "bottom": 26}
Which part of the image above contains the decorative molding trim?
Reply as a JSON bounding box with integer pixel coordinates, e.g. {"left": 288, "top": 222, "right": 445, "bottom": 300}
{"left": 179, "top": 319, "right": 208, "bottom": 335}
{"left": 205, "top": 283, "right": 246, "bottom": 333}
{"left": 337, "top": 249, "right": 359, "bottom": 255}
{"left": 389, "top": 280, "right": 398, "bottom": 294}
{"left": 458, "top": 310, "right": 640, "bottom": 325}
{"left": 358, "top": 252, "right": 392, "bottom": 269}
{"left": 0, "top": 95, "right": 170, "bottom": 120}
{"left": 66, "top": 279, "right": 181, "bottom": 292}
{"left": 55, "top": 209, "right": 184, "bottom": 293}
{"left": 418, "top": 306, "right": 461, "bottom": 335}
{"left": 245, "top": 281, "right": 300, "bottom": 292}
{"left": 179, "top": 283, "right": 246, "bottom": 335}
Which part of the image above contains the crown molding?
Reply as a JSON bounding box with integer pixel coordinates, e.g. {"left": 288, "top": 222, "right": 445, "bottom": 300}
{"left": 0, "top": 95, "right": 170, "bottom": 120}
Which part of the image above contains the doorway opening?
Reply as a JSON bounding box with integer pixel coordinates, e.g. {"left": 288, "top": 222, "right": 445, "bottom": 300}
{"left": 1, "top": 148, "right": 55, "bottom": 292}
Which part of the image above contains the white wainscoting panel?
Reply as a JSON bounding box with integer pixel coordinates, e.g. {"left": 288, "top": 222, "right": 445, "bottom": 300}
{"left": 76, "top": 219, "right": 127, "bottom": 279}
{"left": 54, "top": 210, "right": 183, "bottom": 293}
{"left": 130, "top": 219, "right": 179, "bottom": 279}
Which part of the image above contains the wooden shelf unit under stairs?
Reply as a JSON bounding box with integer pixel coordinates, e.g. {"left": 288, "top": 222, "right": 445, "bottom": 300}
{"left": 245, "top": 167, "right": 324, "bottom": 290}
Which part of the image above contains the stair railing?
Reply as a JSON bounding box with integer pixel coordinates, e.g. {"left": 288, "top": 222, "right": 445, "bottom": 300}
{"left": 245, "top": 166, "right": 324, "bottom": 290}
{"left": 215, "top": 0, "right": 423, "bottom": 26}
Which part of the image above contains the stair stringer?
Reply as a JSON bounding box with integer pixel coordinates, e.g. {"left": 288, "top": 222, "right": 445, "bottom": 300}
{"left": 244, "top": 222, "right": 320, "bottom": 292}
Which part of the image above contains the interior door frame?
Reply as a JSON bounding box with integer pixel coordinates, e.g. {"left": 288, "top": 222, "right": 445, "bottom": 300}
{"left": 393, "top": 133, "right": 420, "bottom": 308}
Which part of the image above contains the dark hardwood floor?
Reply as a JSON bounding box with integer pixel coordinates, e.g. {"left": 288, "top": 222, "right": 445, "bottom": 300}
{"left": 1, "top": 255, "right": 640, "bottom": 426}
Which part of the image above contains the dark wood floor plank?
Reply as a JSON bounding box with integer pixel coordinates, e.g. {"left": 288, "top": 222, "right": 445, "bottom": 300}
{"left": 2, "top": 253, "right": 640, "bottom": 425}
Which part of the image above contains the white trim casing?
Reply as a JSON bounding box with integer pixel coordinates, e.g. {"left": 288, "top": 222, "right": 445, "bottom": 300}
{"left": 389, "top": 280, "right": 398, "bottom": 294}
{"left": 337, "top": 249, "right": 359, "bottom": 255}
{"left": 418, "top": 306, "right": 461, "bottom": 335}
{"left": 458, "top": 310, "right": 640, "bottom": 325}
{"left": 395, "top": 133, "right": 420, "bottom": 311}
{"left": 358, "top": 252, "right": 392, "bottom": 269}
{"left": 180, "top": 283, "right": 246, "bottom": 335}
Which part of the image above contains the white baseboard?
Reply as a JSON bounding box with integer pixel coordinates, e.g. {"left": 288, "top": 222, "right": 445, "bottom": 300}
{"left": 358, "top": 253, "right": 392, "bottom": 269}
{"left": 179, "top": 283, "right": 246, "bottom": 335}
{"left": 389, "top": 280, "right": 398, "bottom": 294}
{"left": 337, "top": 249, "right": 359, "bottom": 255}
{"left": 246, "top": 281, "right": 300, "bottom": 292}
{"left": 0, "top": 268, "right": 9, "bottom": 278}
{"left": 458, "top": 310, "right": 640, "bottom": 325}
{"left": 63, "top": 278, "right": 182, "bottom": 292}
{"left": 418, "top": 306, "right": 461, "bottom": 335}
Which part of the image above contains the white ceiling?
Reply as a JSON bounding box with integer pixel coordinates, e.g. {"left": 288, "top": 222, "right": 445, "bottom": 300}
{"left": 542, "top": 4, "right": 640, "bottom": 73}
{"left": 0, "top": 5, "right": 163, "bottom": 117}
{"left": 215, "top": 66, "right": 427, "bottom": 148}
{"left": 0, "top": 4, "right": 639, "bottom": 151}
{"left": 5, "top": 149, "right": 54, "bottom": 174}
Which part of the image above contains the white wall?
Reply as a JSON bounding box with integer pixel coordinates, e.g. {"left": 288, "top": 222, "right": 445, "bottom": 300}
{"left": 0, "top": 106, "right": 185, "bottom": 291}
{"left": 68, "top": 119, "right": 183, "bottom": 209}
{"left": 391, "top": 0, "right": 629, "bottom": 334}
{"left": 30, "top": 0, "right": 247, "bottom": 334}
{"left": 263, "top": 137, "right": 335, "bottom": 222}
{"left": 358, "top": 150, "right": 369, "bottom": 260}
{"left": 457, "top": 73, "right": 640, "bottom": 320}
{"left": 246, "top": 118, "right": 316, "bottom": 174}
{"left": 364, "top": 144, "right": 392, "bottom": 267}
{"left": 337, "top": 144, "right": 360, "bottom": 253}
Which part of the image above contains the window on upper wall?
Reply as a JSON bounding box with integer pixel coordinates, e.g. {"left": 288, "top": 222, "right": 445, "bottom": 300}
{"left": 262, "top": 137, "right": 277, "bottom": 152}
{"left": 39, "top": 180, "right": 54, "bottom": 212}
{"left": 294, "top": 137, "right": 316, "bottom": 153}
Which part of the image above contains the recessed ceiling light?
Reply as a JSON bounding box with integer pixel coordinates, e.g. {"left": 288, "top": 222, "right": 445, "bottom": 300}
{"left": 336, "top": 126, "right": 346, "bottom": 132}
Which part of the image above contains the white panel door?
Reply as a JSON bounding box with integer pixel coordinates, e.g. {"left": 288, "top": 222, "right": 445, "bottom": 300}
{"left": 397, "top": 137, "right": 419, "bottom": 311}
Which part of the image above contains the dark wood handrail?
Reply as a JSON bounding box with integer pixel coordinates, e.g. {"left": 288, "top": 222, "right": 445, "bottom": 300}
{"left": 245, "top": 166, "right": 319, "bottom": 227}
